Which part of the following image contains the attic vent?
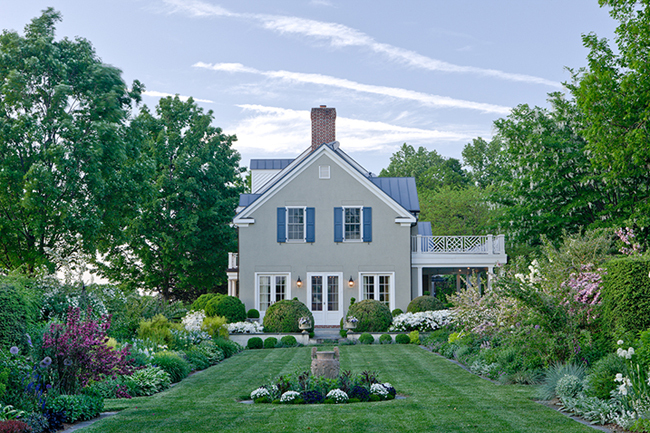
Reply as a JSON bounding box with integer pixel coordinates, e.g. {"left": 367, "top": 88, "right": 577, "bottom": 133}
{"left": 319, "top": 165, "right": 330, "bottom": 179}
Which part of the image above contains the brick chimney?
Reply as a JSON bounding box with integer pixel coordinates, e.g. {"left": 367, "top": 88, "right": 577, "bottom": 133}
{"left": 311, "top": 105, "right": 336, "bottom": 152}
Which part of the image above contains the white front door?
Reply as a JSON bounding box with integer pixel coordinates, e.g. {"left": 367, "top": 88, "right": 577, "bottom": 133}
{"left": 308, "top": 273, "right": 343, "bottom": 325}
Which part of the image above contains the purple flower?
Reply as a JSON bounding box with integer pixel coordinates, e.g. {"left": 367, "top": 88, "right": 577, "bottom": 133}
{"left": 26, "top": 334, "right": 33, "bottom": 347}
{"left": 10, "top": 346, "right": 19, "bottom": 355}
{"left": 534, "top": 325, "right": 540, "bottom": 330}
{"left": 64, "top": 358, "right": 73, "bottom": 366}
{"left": 40, "top": 357, "right": 52, "bottom": 368}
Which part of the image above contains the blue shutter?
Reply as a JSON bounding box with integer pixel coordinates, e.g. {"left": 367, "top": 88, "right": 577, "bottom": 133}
{"left": 363, "top": 207, "right": 372, "bottom": 242}
{"left": 277, "top": 207, "right": 286, "bottom": 243}
{"left": 306, "top": 207, "right": 315, "bottom": 242}
{"left": 334, "top": 207, "right": 343, "bottom": 242}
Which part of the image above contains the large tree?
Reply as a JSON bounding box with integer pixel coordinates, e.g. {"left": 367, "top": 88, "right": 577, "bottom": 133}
{"left": 98, "top": 96, "right": 244, "bottom": 300}
{"left": 0, "top": 9, "right": 143, "bottom": 273}
{"left": 568, "top": 0, "right": 650, "bottom": 241}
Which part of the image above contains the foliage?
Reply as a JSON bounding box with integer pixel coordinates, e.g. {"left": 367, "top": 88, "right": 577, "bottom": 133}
{"left": 262, "top": 299, "right": 314, "bottom": 333}
{"left": 191, "top": 294, "right": 221, "bottom": 312}
{"left": 585, "top": 353, "right": 625, "bottom": 399}
{"left": 97, "top": 96, "right": 244, "bottom": 301}
{"left": 247, "top": 337, "right": 263, "bottom": 350}
{"left": 21, "top": 413, "right": 48, "bottom": 433}
{"left": 194, "top": 341, "right": 224, "bottom": 365}
{"left": 208, "top": 296, "right": 246, "bottom": 323}
{"left": 45, "top": 394, "right": 103, "bottom": 423}
{"left": 0, "top": 420, "right": 31, "bottom": 433}
{"left": 247, "top": 309, "right": 260, "bottom": 319}
{"left": 42, "top": 307, "right": 134, "bottom": 394}
{"left": 152, "top": 351, "right": 190, "bottom": 383}
{"left": 122, "top": 366, "right": 171, "bottom": 397}
{"left": 390, "top": 310, "right": 454, "bottom": 332}
{"left": 602, "top": 257, "right": 650, "bottom": 335}
{"left": 212, "top": 337, "right": 243, "bottom": 359}
{"left": 346, "top": 300, "right": 392, "bottom": 333}
{"left": 379, "top": 334, "right": 392, "bottom": 344}
{"left": 358, "top": 333, "right": 374, "bottom": 345}
{"left": 409, "top": 330, "right": 420, "bottom": 345}
{"left": 407, "top": 295, "right": 444, "bottom": 313}
{"left": 263, "top": 337, "right": 277, "bottom": 349}
{"left": 0, "top": 8, "right": 144, "bottom": 274}
{"left": 0, "top": 281, "right": 39, "bottom": 349}
{"left": 137, "top": 314, "right": 173, "bottom": 346}
{"left": 555, "top": 375, "right": 583, "bottom": 399}
{"left": 418, "top": 186, "right": 493, "bottom": 236}
{"left": 395, "top": 334, "right": 411, "bottom": 344}
{"left": 202, "top": 316, "right": 228, "bottom": 339}
{"left": 391, "top": 309, "right": 403, "bottom": 317}
{"left": 279, "top": 336, "right": 298, "bottom": 347}
{"left": 538, "top": 363, "right": 587, "bottom": 401}
{"left": 183, "top": 346, "right": 211, "bottom": 370}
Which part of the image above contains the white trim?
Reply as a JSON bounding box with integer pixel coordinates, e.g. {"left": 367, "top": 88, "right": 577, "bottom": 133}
{"left": 234, "top": 218, "right": 255, "bottom": 227}
{"left": 342, "top": 206, "right": 363, "bottom": 242}
{"left": 319, "top": 165, "right": 330, "bottom": 179}
{"left": 307, "top": 272, "right": 344, "bottom": 325}
{"left": 254, "top": 272, "right": 292, "bottom": 312}
{"left": 357, "top": 271, "right": 395, "bottom": 311}
{"left": 286, "top": 206, "right": 306, "bottom": 242}
{"left": 395, "top": 217, "right": 413, "bottom": 227}
{"left": 234, "top": 145, "right": 416, "bottom": 224}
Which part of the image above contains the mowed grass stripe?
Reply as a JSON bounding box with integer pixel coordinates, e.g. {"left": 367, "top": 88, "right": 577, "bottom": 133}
{"left": 88, "top": 345, "right": 596, "bottom": 433}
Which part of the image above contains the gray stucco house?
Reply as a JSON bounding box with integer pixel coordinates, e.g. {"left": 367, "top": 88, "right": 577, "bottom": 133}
{"left": 229, "top": 106, "right": 506, "bottom": 326}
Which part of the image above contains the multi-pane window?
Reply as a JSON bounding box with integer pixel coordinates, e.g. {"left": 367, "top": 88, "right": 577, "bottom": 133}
{"left": 361, "top": 274, "right": 392, "bottom": 307}
{"left": 344, "top": 207, "right": 361, "bottom": 240}
{"left": 287, "top": 208, "right": 304, "bottom": 241}
{"left": 258, "top": 274, "right": 287, "bottom": 311}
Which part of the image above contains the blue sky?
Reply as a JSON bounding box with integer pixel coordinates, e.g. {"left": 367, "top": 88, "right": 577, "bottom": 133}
{"left": 2, "top": 0, "right": 618, "bottom": 174}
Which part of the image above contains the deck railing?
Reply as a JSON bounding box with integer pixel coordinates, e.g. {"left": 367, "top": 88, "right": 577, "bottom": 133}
{"left": 228, "top": 252, "right": 239, "bottom": 270}
{"left": 411, "top": 235, "right": 505, "bottom": 255}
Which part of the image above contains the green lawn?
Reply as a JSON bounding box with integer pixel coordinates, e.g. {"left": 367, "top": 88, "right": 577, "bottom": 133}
{"left": 87, "top": 345, "right": 595, "bottom": 433}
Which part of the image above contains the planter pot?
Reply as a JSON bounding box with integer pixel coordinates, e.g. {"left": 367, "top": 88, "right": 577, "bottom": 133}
{"left": 299, "top": 323, "right": 311, "bottom": 333}
{"left": 344, "top": 321, "right": 357, "bottom": 331}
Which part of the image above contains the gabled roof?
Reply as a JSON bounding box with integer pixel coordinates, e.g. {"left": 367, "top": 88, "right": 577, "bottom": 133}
{"left": 369, "top": 177, "right": 419, "bottom": 213}
{"left": 250, "top": 159, "right": 293, "bottom": 170}
{"left": 234, "top": 142, "right": 418, "bottom": 224}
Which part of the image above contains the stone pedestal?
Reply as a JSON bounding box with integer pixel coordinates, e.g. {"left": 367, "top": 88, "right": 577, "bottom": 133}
{"left": 310, "top": 347, "right": 340, "bottom": 379}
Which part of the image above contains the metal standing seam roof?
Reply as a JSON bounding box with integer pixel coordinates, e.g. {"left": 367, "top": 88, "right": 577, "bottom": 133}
{"left": 250, "top": 159, "right": 294, "bottom": 170}
{"left": 369, "top": 177, "right": 420, "bottom": 213}
{"left": 417, "top": 221, "right": 432, "bottom": 236}
{"left": 239, "top": 194, "right": 262, "bottom": 207}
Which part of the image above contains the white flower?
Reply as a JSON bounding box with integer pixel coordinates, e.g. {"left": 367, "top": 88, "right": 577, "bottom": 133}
{"left": 182, "top": 310, "right": 206, "bottom": 332}
{"left": 280, "top": 391, "right": 301, "bottom": 403}
{"left": 326, "top": 389, "right": 349, "bottom": 403}
{"left": 628, "top": 347, "right": 635, "bottom": 357}
{"left": 370, "top": 383, "right": 389, "bottom": 397}
{"left": 618, "top": 384, "right": 628, "bottom": 396}
{"left": 615, "top": 373, "right": 624, "bottom": 383}
{"left": 389, "top": 310, "right": 454, "bottom": 332}
{"left": 251, "top": 387, "right": 270, "bottom": 400}
{"left": 617, "top": 340, "right": 624, "bottom": 346}
{"left": 227, "top": 321, "right": 264, "bottom": 333}
{"left": 383, "top": 382, "right": 392, "bottom": 389}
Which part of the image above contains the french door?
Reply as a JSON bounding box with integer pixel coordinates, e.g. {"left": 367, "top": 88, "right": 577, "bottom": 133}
{"left": 307, "top": 273, "right": 343, "bottom": 325}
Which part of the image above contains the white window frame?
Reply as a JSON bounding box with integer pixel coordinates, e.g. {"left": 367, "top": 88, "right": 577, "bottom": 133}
{"left": 319, "top": 165, "right": 330, "bottom": 179}
{"left": 343, "top": 207, "right": 363, "bottom": 242}
{"left": 286, "top": 207, "right": 306, "bottom": 242}
{"left": 255, "top": 272, "right": 292, "bottom": 312}
{"left": 358, "top": 272, "right": 395, "bottom": 311}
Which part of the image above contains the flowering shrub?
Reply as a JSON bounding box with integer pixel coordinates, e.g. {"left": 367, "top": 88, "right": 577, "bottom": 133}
{"left": 280, "top": 391, "right": 301, "bottom": 403}
{"left": 42, "top": 307, "right": 134, "bottom": 394}
{"left": 325, "top": 389, "right": 348, "bottom": 403}
{"left": 227, "top": 321, "right": 263, "bottom": 334}
{"left": 561, "top": 264, "right": 605, "bottom": 325}
{"left": 616, "top": 227, "right": 641, "bottom": 255}
{"left": 389, "top": 310, "right": 454, "bottom": 332}
{"left": 250, "top": 387, "right": 270, "bottom": 400}
{"left": 181, "top": 310, "right": 206, "bottom": 332}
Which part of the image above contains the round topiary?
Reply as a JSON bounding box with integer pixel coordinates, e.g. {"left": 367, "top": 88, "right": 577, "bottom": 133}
{"left": 262, "top": 299, "right": 314, "bottom": 333}
{"left": 379, "top": 334, "right": 393, "bottom": 344}
{"left": 391, "top": 308, "right": 403, "bottom": 317}
{"left": 407, "top": 295, "right": 444, "bottom": 313}
{"left": 191, "top": 293, "right": 221, "bottom": 311}
{"left": 214, "top": 296, "right": 246, "bottom": 323}
{"left": 280, "top": 335, "right": 297, "bottom": 347}
{"left": 247, "top": 309, "right": 260, "bottom": 319}
{"left": 346, "top": 299, "right": 392, "bottom": 332}
{"left": 359, "top": 333, "right": 374, "bottom": 344}
{"left": 264, "top": 337, "right": 278, "bottom": 349}
{"left": 247, "top": 337, "right": 263, "bottom": 350}
{"left": 395, "top": 334, "right": 411, "bottom": 344}
{"left": 203, "top": 294, "right": 225, "bottom": 316}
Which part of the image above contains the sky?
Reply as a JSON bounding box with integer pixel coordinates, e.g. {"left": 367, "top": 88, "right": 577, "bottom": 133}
{"left": 1, "top": 0, "right": 619, "bottom": 174}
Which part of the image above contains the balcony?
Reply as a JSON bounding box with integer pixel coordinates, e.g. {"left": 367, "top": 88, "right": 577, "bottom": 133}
{"left": 227, "top": 252, "right": 238, "bottom": 271}
{"left": 411, "top": 235, "right": 506, "bottom": 268}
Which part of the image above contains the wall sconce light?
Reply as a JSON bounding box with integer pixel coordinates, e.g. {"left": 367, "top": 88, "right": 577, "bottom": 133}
{"left": 296, "top": 277, "right": 302, "bottom": 288}
{"left": 348, "top": 277, "right": 354, "bottom": 288}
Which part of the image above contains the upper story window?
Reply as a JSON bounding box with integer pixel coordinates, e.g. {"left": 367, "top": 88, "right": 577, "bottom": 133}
{"left": 287, "top": 207, "right": 305, "bottom": 241}
{"left": 319, "top": 165, "right": 330, "bottom": 179}
{"left": 344, "top": 207, "right": 362, "bottom": 241}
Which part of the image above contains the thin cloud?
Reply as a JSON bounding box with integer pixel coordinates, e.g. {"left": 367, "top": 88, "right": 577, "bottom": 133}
{"left": 164, "top": 0, "right": 562, "bottom": 88}
{"left": 231, "top": 105, "right": 482, "bottom": 154}
{"left": 194, "top": 62, "right": 511, "bottom": 114}
{"left": 143, "top": 90, "right": 214, "bottom": 104}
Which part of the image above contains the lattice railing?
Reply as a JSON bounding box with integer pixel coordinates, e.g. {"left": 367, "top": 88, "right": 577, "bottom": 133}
{"left": 412, "top": 235, "right": 505, "bottom": 254}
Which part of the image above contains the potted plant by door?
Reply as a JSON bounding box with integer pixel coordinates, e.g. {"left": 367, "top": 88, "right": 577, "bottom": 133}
{"left": 299, "top": 316, "right": 312, "bottom": 333}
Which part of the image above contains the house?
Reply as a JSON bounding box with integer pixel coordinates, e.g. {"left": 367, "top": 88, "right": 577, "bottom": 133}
{"left": 230, "top": 106, "right": 507, "bottom": 326}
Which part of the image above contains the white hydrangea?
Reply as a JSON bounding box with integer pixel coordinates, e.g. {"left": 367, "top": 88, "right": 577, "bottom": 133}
{"left": 182, "top": 310, "right": 206, "bottom": 332}
{"left": 370, "top": 383, "right": 388, "bottom": 397}
{"left": 228, "top": 321, "right": 264, "bottom": 334}
{"left": 250, "top": 387, "right": 270, "bottom": 400}
{"left": 326, "top": 389, "right": 349, "bottom": 403}
{"left": 280, "top": 391, "right": 301, "bottom": 403}
{"left": 389, "top": 310, "right": 454, "bottom": 332}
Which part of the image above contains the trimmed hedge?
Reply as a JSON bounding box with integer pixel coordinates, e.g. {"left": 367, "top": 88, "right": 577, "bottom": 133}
{"left": 395, "top": 334, "right": 411, "bottom": 344}
{"left": 208, "top": 296, "right": 246, "bottom": 323}
{"left": 359, "top": 333, "right": 374, "bottom": 344}
{"left": 601, "top": 257, "right": 650, "bottom": 335}
{"left": 263, "top": 299, "right": 314, "bottom": 333}
{"left": 263, "top": 337, "right": 278, "bottom": 349}
{"left": 280, "top": 335, "right": 298, "bottom": 347}
{"left": 407, "top": 295, "right": 445, "bottom": 313}
{"left": 379, "top": 334, "right": 393, "bottom": 344}
{"left": 0, "top": 281, "right": 40, "bottom": 349}
{"left": 191, "top": 293, "right": 222, "bottom": 311}
{"left": 247, "top": 337, "right": 263, "bottom": 349}
{"left": 346, "top": 299, "right": 392, "bottom": 332}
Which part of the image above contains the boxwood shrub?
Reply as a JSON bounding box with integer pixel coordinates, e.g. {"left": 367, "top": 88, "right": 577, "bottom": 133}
{"left": 247, "top": 337, "right": 263, "bottom": 349}
{"left": 263, "top": 299, "right": 314, "bottom": 333}
{"left": 247, "top": 309, "right": 260, "bottom": 319}
{"left": 395, "top": 334, "right": 411, "bottom": 344}
{"left": 191, "top": 293, "right": 222, "bottom": 311}
{"left": 602, "top": 257, "right": 650, "bottom": 335}
{"left": 379, "top": 334, "right": 393, "bottom": 344}
{"left": 205, "top": 295, "right": 246, "bottom": 323}
{"left": 391, "top": 308, "right": 403, "bottom": 317}
{"left": 359, "top": 333, "right": 374, "bottom": 344}
{"left": 407, "top": 295, "right": 444, "bottom": 313}
{"left": 346, "top": 299, "right": 392, "bottom": 332}
{"left": 0, "top": 281, "right": 40, "bottom": 349}
{"left": 264, "top": 337, "right": 278, "bottom": 349}
{"left": 280, "top": 335, "right": 298, "bottom": 347}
